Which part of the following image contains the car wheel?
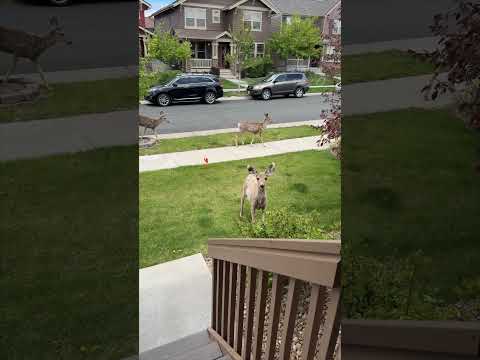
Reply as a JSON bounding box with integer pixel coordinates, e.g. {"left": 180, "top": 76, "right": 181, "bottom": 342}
{"left": 204, "top": 91, "right": 216, "bottom": 104}
{"left": 261, "top": 88, "right": 272, "bottom": 101}
{"left": 294, "top": 87, "right": 305, "bottom": 98}
{"left": 48, "top": 0, "right": 72, "bottom": 5}
{"left": 157, "top": 93, "right": 171, "bottom": 107}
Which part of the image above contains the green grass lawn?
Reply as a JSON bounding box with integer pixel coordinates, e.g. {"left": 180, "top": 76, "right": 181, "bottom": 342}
{"left": 1, "top": 147, "right": 138, "bottom": 359}
{"left": 1, "top": 77, "right": 138, "bottom": 123}
{"left": 306, "top": 72, "right": 337, "bottom": 86}
{"left": 140, "top": 126, "right": 320, "bottom": 156}
{"left": 220, "top": 78, "right": 244, "bottom": 89}
{"left": 343, "top": 50, "right": 436, "bottom": 84}
{"left": 343, "top": 108, "right": 479, "bottom": 305}
{"left": 140, "top": 150, "right": 340, "bottom": 267}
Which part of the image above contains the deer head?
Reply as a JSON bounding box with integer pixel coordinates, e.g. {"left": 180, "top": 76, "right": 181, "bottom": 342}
{"left": 47, "top": 17, "right": 72, "bottom": 46}
{"left": 247, "top": 162, "right": 276, "bottom": 191}
{"left": 263, "top": 113, "right": 273, "bottom": 126}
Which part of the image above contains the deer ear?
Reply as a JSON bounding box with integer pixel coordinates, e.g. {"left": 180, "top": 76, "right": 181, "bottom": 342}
{"left": 265, "top": 162, "right": 276, "bottom": 176}
{"left": 49, "top": 17, "right": 59, "bottom": 28}
{"left": 247, "top": 165, "right": 257, "bottom": 174}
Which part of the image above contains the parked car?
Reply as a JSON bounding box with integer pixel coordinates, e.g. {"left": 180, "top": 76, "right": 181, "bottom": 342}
{"left": 247, "top": 72, "right": 310, "bottom": 100}
{"left": 145, "top": 74, "right": 224, "bottom": 107}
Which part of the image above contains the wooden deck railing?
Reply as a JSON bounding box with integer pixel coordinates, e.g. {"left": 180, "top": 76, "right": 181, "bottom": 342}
{"left": 207, "top": 238, "right": 341, "bottom": 360}
{"left": 189, "top": 58, "right": 213, "bottom": 68}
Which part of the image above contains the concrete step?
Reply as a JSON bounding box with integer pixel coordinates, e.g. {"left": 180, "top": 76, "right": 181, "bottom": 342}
{"left": 140, "top": 331, "right": 211, "bottom": 360}
{"left": 171, "top": 342, "right": 223, "bottom": 360}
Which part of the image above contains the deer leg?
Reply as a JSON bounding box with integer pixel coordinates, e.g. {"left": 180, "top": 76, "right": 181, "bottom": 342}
{"left": 4, "top": 54, "right": 17, "bottom": 83}
{"left": 235, "top": 134, "right": 239, "bottom": 147}
{"left": 240, "top": 193, "right": 245, "bottom": 218}
{"left": 35, "top": 61, "right": 49, "bottom": 89}
{"left": 251, "top": 205, "right": 256, "bottom": 223}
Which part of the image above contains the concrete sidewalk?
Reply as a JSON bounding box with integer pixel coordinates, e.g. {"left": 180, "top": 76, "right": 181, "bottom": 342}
{"left": 343, "top": 73, "right": 454, "bottom": 116}
{"left": 139, "top": 136, "right": 324, "bottom": 172}
{"left": 0, "top": 110, "right": 137, "bottom": 161}
{"left": 344, "top": 36, "right": 440, "bottom": 55}
{"left": 148, "top": 119, "right": 324, "bottom": 140}
{"left": 9, "top": 65, "right": 138, "bottom": 84}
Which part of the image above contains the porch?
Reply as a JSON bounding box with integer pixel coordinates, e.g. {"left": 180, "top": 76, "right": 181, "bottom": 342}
{"left": 186, "top": 39, "right": 233, "bottom": 73}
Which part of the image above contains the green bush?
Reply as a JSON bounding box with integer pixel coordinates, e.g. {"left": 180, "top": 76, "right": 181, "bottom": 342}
{"left": 237, "top": 208, "right": 339, "bottom": 239}
{"left": 139, "top": 68, "right": 181, "bottom": 99}
{"left": 243, "top": 56, "right": 273, "bottom": 78}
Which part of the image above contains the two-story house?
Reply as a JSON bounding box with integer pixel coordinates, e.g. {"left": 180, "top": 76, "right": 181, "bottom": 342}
{"left": 139, "top": 0, "right": 155, "bottom": 57}
{"left": 152, "top": 0, "right": 280, "bottom": 74}
{"left": 270, "top": 0, "right": 340, "bottom": 71}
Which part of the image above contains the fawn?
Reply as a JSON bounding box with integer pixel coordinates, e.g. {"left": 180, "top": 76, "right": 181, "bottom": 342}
{"left": 240, "top": 163, "right": 276, "bottom": 222}
{"left": 0, "top": 17, "right": 72, "bottom": 88}
{"left": 235, "top": 113, "right": 273, "bottom": 146}
{"left": 139, "top": 112, "right": 170, "bottom": 139}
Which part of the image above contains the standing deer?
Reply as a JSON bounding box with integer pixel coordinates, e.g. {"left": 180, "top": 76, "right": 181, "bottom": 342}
{"left": 240, "top": 163, "right": 276, "bottom": 222}
{"left": 235, "top": 113, "right": 273, "bottom": 146}
{"left": 139, "top": 111, "right": 170, "bottom": 139}
{"left": 0, "top": 16, "right": 72, "bottom": 88}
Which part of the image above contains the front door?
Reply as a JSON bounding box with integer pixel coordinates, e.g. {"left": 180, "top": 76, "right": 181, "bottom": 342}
{"left": 218, "top": 43, "right": 230, "bottom": 69}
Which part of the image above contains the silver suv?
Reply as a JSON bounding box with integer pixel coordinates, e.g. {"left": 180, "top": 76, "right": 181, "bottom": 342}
{"left": 247, "top": 72, "right": 310, "bottom": 100}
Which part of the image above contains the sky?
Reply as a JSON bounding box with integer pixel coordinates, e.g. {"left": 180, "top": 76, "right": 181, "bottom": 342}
{"left": 146, "top": 0, "right": 175, "bottom": 16}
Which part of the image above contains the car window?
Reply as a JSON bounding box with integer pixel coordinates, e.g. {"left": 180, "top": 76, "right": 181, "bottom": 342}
{"left": 199, "top": 77, "right": 214, "bottom": 83}
{"left": 287, "top": 74, "right": 303, "bottom": 81}
{"left": 276, "top": 74, "right": 288, "bottom": 82}
{"left": 263, "top": 74, "right": 276, "bottom": 82}
{"left": 175, "top": 77, "right": 192, "bottom": 85}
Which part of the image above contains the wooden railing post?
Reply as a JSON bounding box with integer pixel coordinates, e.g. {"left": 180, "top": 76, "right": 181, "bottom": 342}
{"left": 242, "top": 267, "right": 258, "bottom": 360}
{"left": 234, "top": 265, "right": 246, "bottom": 354}
{"left": 279, "top": 278, "right": 301, "bottom": 360}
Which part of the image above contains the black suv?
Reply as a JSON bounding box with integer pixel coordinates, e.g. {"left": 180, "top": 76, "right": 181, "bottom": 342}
{"left": 145, "top": 74, "right": 224, "bottom": 107}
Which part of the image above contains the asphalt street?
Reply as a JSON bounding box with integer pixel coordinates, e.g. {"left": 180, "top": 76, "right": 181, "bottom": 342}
{"left": 0, "top": 0, "right": 137, "bottom": 74}
{"left": 140, "top": 96, "right": 331, "bottom": 134}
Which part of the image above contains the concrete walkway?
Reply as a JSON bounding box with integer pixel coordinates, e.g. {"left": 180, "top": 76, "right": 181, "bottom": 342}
{"left": 140, "top": 136, "right": 324, "bottom": 172}
{"left": 140, "top": 254, "right": 212, "bottom": 353}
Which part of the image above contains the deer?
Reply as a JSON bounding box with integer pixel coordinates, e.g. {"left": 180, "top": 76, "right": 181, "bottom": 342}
{"left": 240, "top": 162, "right": 276, "bottom": 223}
{"left": 0, "top": 16, "right": 72, "bottom": 88}
{"left": 139, "top": 111, "right": 170, "bottom": 139}
{"left": 235, "top": 113, "right": 273, "bottom": 146}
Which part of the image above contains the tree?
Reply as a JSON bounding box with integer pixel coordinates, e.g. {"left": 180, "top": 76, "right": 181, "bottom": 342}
{"left": 270, "top": 15, "right": 322, "bottom": 68}
{"left": 226, "top": 26, "right": 254, "bottom": 81}
{"left": 148, "top": 32, "right": 191, "bottom": 68}
{"left": 317, "top": 18, "right": 341, "bottom": 159}
{"left": 413, "top": 0, "right": 480, "bottom": 169}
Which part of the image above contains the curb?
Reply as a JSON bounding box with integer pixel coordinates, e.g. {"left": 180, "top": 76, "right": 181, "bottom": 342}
{"left": 139, "top": 92, "right": 327, "bottom": 105}
{"left": 142, "top": 119, "right": 324, "bottom": 140}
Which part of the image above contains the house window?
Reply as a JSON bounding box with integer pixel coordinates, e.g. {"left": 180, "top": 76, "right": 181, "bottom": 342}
{"left": 185, "top": 7, "right": 207, "bottom": 29}
{"left": 254, "top": 43, "right": 265, "bottom": 57}
{"left": 243, "top": 10, "right": 262, "bottom": 31}
{"left": 212, "top": 9, "right": 221, "bottom": 24}
{"left": 192, "top": 41, "right": 208, "bottom": 59}
{"left": 332, "top": 19, "right": 341, "bottom": 34}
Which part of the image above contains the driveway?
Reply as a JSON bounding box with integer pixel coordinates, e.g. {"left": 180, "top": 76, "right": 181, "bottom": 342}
{"left": 140, "top": 96, "right": 331, "bottom": 133}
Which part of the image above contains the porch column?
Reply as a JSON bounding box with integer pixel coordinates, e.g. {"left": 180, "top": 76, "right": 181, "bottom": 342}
{"left": 212, "top": 41, "right": 219, "bottom": 68}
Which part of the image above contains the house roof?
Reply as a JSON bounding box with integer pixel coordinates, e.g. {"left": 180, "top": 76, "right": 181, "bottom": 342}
{"left": 140, "top": 0, "right": 152, "bottom": 10}
{"left": 270, "top": 0, "right": 339, "bottom": 17}
{"left": 152, "top": 0, "right": 280, "bottom": 17}
{"left": 174, "top": 29, "right": 233, "bottom": 40}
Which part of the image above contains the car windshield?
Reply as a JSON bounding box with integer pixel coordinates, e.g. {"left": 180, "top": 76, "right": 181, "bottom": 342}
{"left": 263, "top": 74, "right": 277, "bottom": 83}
